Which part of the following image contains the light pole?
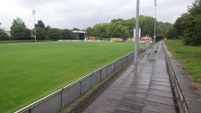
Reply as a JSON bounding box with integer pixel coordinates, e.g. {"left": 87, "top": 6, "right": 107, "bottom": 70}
{"left": 154, "top": 0, "right": 157, "bottom": 43}
{"left": 134, "top": 0, "right": 140, "bottom": 75}
{"left": 32, "top": 10, "right": 36, "bottom": 42}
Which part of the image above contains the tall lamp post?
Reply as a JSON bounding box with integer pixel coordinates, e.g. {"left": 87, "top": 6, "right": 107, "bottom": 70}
{"left": 134, "top": 0, "right": 140, "bottom": 75}
{"left": 32, "top": 10, "right": 36, "bottom": 42}
{"left": 154, "top": 0, "right": 157, "bottom": 43}
{"left": 0, "top": 22, "right": 1, "bottom": 28}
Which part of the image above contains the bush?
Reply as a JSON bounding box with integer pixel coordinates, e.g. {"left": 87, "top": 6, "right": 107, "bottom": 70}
{"left": 191, "top": 35, "right": 201, "bottom": 46}
{"left": 156, "top": 34, "right": 164, "bottom": 42}
{"left": 0, "top": 34, "right": 10, "bottom": 40}
{"left": 182, "top": 34, "right": 201, "bottom": 46}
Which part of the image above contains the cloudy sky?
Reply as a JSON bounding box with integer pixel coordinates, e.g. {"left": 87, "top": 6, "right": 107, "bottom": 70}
{"left": 0, "top": 0, "right": 195, "bottom": 30}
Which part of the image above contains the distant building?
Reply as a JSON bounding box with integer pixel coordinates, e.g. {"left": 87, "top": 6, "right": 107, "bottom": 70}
{"left": 110, "top": 38, "right": 124, "bottom": 42}
{"left": 72, "top": 31, "right": 86, "bottom": 40}
{"left": 88, "top": 37, "right": 96, "bottom": 40}
{"left": 140, "top": 36, "right": 152, "bottom": 41}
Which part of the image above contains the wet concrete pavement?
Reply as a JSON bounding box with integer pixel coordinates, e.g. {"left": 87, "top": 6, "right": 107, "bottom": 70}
{"left": 83, "top": 42, "right": 178, "bottom": 113}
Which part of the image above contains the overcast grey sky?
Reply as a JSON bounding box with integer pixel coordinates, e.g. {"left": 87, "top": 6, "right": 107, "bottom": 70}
{"left": 0, "top": 0, "right": 195, "bottom": 30}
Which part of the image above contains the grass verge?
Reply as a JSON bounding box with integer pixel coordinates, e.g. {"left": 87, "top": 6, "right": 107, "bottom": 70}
{"left": 164, "top": 40, "right": 201, "bottom": 83}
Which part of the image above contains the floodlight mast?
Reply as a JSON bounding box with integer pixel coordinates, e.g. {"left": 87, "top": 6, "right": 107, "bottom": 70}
{"left": 134, "top": 0, "right": 140, "bottom": 75}
{"left": 154, "top": 0, "right": 157, "bottom": 43}
{"left": 32, "top": 10, "right": 36, "bottom": 42}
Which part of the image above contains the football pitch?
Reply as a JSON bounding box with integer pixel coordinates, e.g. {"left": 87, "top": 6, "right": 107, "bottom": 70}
{"left": 0, "top": 41, "right": 134, "bottom": 113}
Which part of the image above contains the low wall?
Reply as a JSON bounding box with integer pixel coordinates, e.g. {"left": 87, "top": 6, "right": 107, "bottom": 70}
{"left": 162, "top": 41, "right": 189, "bottom": 113}
{"left": 15, "top": 43, "right": 151, "bottom": 113}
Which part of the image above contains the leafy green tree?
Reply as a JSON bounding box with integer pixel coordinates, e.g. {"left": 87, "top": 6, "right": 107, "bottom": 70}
{"left": 45, "top": 25, "right": 51, "bottom": 32}
{"left": 86, "top": 16, "right": 172, "bottom": 39}
{"left": 139, "top": 15, "right": 155, "bottom": 37}
{"left": 35, "top": 20, "right": 45, "bottom": 29}
{"left": 189, "top": 0, "right": 201, "bottom": 45}
{"left": 10, "top": 17, "right": 31, "bottom": 40}
{"left": 122, "top": 26, "right": 130, "bottom": 38}
{"left": 93, "top": 24, "right": 108, "bottom": 38}
{"left": 124, "top": 18, "right": 135, "bottom": 37}
{"left": 0, "top": 27, "right": 5, "bottom": 36}
{"left": 61, "top": 29, "right": 72, "bottom": 39}
{"left": 92, "top": 24, "right": 101, "bottom": 37}
{"left": 0, "top": 22, "right": 11, "bottom": 40}
{"left": 172, "top": 0, "right": 201, "bottom": 45}
{"left": 0, "top": 25, "right": 10, "bottom": 40}
{"left": 25, "top": 29, "right": 32, "bottom": 40}
{"left": 100, "top": 24, "right": 110, "bottom": 38}
{"left": 179, "top": 14, "right": 195, "bottom": 45}
{"left": 106, "top": 23, "right": 115, "bottom": 38}
{"left": 112, "top": 26, "right": 122, "bottom": 37}
{"left": 156, "top": 34, "right": 164, "bottom": 42}
{"left": 72, "top": 28, "right": 80, "bottom": 31}
{"left": 111, "top": 18, "right": 124, "bottom": 23}
{"left": 86, "top": 27, "right": 94, "bottom": 36}
{"left": 156, "top": 22, "right": 172, "bottom": 37}
{"left": 188, "top": 0, "right": 201, "bottom": 15}
{"left": 46, "top": 28, "right": 61, "bottom": 40}
{"left": 166, "top": 27, "right": 177, "bottom": 39}
{"left": 36, "top": 27, "right": 46, "bottom": 40}
{"left": 0, "top": 22, "right": 3, "bottom": 33}
{"left": 173, "top": 15, "right": 185, "bottom": 38}
{"left": 193, "top": 14, "right": 201, "bottom": 45}
{"left": 111, "top": 24, "right": 129, "bottom": 38}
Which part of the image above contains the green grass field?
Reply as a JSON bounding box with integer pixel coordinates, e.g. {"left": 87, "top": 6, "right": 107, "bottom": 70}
{"left": 165, "top": 40, "right": 201, "bottom": 83}
{"left": 0, "top": 41, "right": 134, "bottom": 113}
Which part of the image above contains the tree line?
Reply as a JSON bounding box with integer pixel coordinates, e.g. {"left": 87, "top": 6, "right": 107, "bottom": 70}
{"left": 0, "top": 18, "right": 76, "bottom": 40}
{"left": 86, "top": 16, "right": 172, "bottom": 40}
{"left": 0, "top": 15, "right": 173, "bottom": 41}
{"left": 1, "top": 0, "right": 200, "bottom": 46}
{"left": 0, "top": 22, "right": 10, "bottom": 40}
{"left": 166, "top": 0, "right": 201, "bottom": 46}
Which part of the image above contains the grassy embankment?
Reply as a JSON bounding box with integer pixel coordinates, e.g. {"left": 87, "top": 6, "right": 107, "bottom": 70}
{"left": 0, "top": 42, "right": 134, "bottom": 113}
{"left": 165, "top": 40, "right": 201, "bottom": 83}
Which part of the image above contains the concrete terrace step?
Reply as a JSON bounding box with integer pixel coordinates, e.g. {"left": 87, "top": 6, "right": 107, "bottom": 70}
{"left": 82, "top": 42, "right": 178, "bottom": 113}
{"left": 148, "top": 42, "right": 159, "bottom": 60}
{"left": 142, "top": 41, "right": 177, "bottom": 113}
